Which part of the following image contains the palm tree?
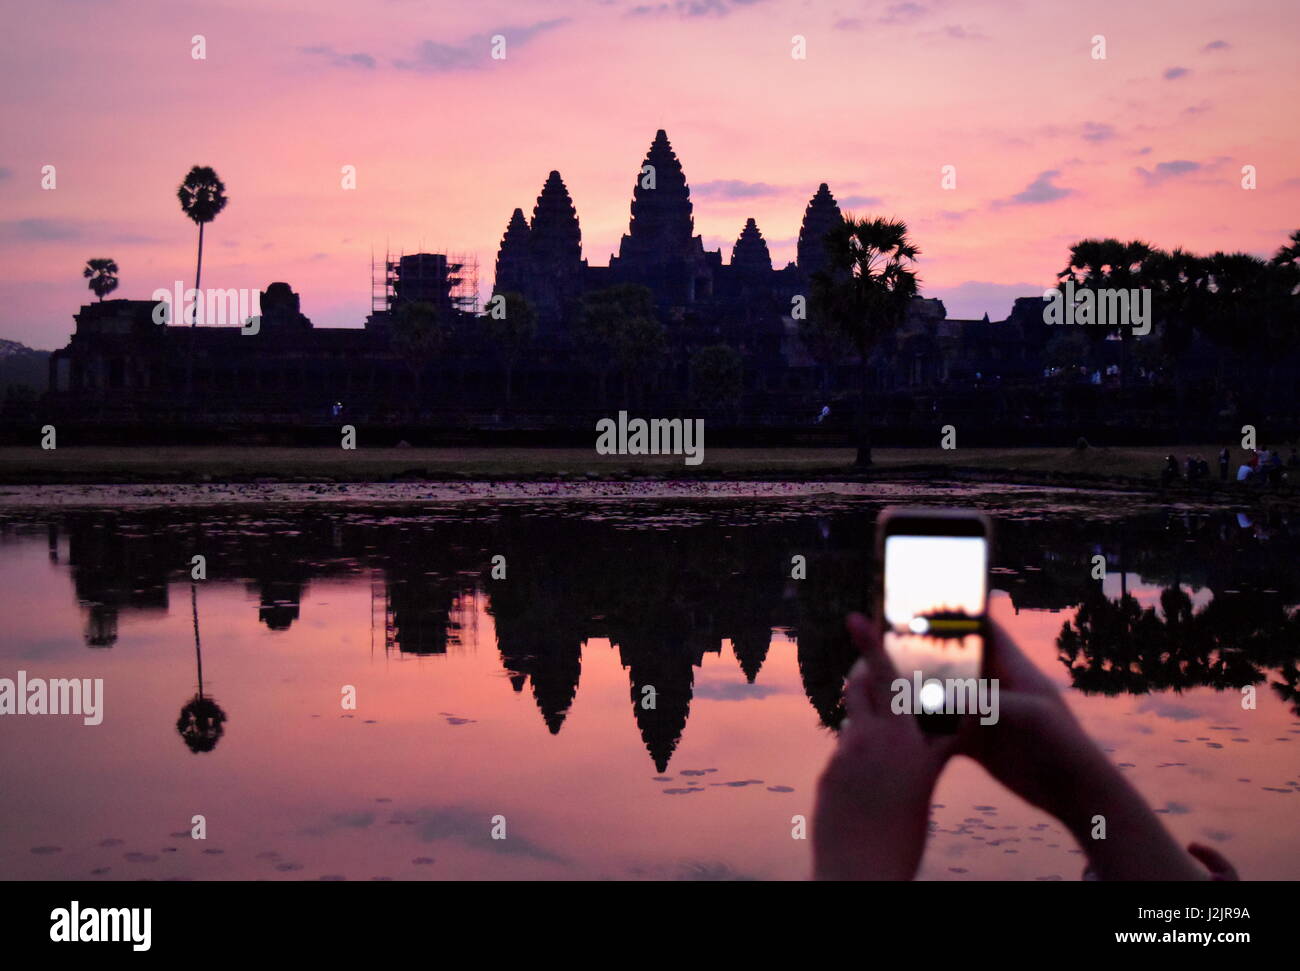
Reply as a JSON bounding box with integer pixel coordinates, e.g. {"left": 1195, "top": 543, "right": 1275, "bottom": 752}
{"left": 1139, "top": 247, "right": 1204, "bottom": 433}
{"left": 177, "top": 165, "right": 228, "bottom": 326}
{"left": 1057, "top": 238, "right": 1154, "bottom": 391}
{"left": 176, "top": 582, "right": 227, "bottom": 753}
{"left": 1270, "top": 228, "right": 1300, "bottom": 279}
{"left": 485, "top": 291, "right": 537, "bottom": 410}
{"left": 811, "top": 217, "right": 921, "bottom": 466}
{"left": 82, "top": 258, "right": 119, "bottom": 301}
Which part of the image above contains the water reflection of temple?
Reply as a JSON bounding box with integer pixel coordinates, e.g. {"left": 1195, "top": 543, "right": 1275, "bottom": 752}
{"left": 28, "top": 503, "right": 1300, "bottom": 765}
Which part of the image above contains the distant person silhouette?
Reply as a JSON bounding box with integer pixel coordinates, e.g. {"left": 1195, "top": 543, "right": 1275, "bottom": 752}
{"left": 1161, "top": 454, "right": 1180, "bottom": 486}
{"left": 812, "top": 614, "right": 1236, "bottom": 880}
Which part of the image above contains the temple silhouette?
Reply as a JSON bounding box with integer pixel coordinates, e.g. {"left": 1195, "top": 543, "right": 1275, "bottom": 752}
{"left": 42, "top": 129, "right": 1050, "bottom": 428}
{"left": 494, "top": 130, "right": 839, "bottom": 327}
{"left": 33, "top": 502, "right": 1300, "bottom": 769}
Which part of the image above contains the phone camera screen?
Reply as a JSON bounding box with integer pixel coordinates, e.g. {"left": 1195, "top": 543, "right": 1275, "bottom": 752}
{"left": 883, "top": 534, "right": 987, "bottom": 714}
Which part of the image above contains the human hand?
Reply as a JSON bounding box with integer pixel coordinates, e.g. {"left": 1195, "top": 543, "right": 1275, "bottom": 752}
{"left": 958, "top": 620, "right": 1211, "bottom": 880}
{"left": 954, "top": 620, "right": 1100, "bottom": 826}
{"left": 812, "top": 613, "right": 958, "bottom": 880}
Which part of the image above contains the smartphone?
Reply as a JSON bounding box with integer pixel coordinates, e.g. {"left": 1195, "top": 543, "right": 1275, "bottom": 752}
{"left": 877, "top": 507, "right": 991, "bottom": 732}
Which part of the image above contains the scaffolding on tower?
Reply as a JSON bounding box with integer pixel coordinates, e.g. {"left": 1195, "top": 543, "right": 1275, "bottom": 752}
{"left": 370, "top": 249, "right": 479, "bottom": 316}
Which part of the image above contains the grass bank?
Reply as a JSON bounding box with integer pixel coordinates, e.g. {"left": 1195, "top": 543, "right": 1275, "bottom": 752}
{"left": 0, "top": 444, "right": 1275, "bottom": 493}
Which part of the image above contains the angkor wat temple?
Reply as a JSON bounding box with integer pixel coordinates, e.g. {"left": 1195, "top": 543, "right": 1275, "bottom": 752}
{"left": 44, "top": 129, "right": 1051, "bottom": 430}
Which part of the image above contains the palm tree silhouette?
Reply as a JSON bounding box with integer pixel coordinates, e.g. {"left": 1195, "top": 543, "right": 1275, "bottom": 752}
{"left": 811, "top": 216, "right": 920, "bottom": 466}
{"left": 176, "top": 581, "right": 227, "bottom": 753}
{"left": 1057, "top": 586, "right": 1300, "bottom": 712}
{"left": 1057, "top": 237, "right": 1154, "bottom": 391}
{"left": 177, "top": 166, "right": 227, "bottom": 404}
{"left": 177, "top": 165, "right": 227, "bottom": 323}
{"left": 82, "top": 258, "right": 119, "bottom": 302}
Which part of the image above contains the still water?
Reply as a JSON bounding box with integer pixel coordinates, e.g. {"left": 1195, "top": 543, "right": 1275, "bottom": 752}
{"left": 1, "top": 491, "right": 1298, "bottom": 880}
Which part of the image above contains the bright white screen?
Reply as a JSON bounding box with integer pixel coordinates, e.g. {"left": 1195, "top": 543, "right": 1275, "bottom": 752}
{"left": 884, "top": 535, "right": 987, "bottom": 628}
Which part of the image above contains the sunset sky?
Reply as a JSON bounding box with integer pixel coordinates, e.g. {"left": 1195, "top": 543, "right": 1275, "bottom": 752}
{"left": 2, "top": 0, "right": 1297, "bottom": 349}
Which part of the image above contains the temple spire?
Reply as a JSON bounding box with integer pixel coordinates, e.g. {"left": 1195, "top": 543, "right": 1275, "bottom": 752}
{"left": 529, "top": 171, "right": 582, "bottom": 265}
{"left": 493, "top": 207, "right": 531, "bottom": 294}
{"left": 797, "top": 183, "right": 843, "bottom": 277}
{"left": 731, "top": 218, "right": 772, "bottom": 272}
{"left": 620, "top": 129, "right": 694, "bottom": 261}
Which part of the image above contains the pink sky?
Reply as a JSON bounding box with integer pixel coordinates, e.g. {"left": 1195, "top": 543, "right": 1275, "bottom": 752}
{"left": 2, "top": 0, "right": 1297, "bottom": 349}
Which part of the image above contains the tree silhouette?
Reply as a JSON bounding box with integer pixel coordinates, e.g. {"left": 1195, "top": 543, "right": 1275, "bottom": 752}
{"left": 176, "top": 166, "right": 228, "bottom": 324}
{"left": 82, "top": 258, "right": 119, "bottom": 302}
{"left": 1057, "top": 586, "right": 1300, "bottom": 714}
{"left": 391, "top": 300, "right": 448, "bottom": 416}
{"left": 575, "top": 284, "right": 664, "bottom": 408}
{"left": 1057, "top": 237, "right": 1155, "bottom": 390}
{"left": 485, "top": 291, "right": 537, "bottom": 410}
{"left": 811, "top": 216, "right": 920, "bottom": 466}
{"left": 689, "top": 344, "right": 743, "bottom": 416}
{"left": 176, "top": 582, "right": 226, "bottom": 753}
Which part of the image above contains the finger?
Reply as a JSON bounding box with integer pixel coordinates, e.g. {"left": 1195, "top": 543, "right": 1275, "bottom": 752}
{"left": 1187, "top": 843, "right": 1239, "bottom": 881}
{"left": 846, "top": 612, "right": 900, "bottom": 712}
{"left": 951, "top": 691, "right": 1035, "bottom": 760}
{"left": 982, "top": 618, "right": 1059, "bottom": 699}
{"left": 924, "top": 730, "right": 962, "bottom": 766}
{"left": 842, "top": 655, "right": 872, "bottom": 721}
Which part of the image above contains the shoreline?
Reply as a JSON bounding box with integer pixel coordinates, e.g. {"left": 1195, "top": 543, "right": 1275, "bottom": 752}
{"left": 0, "top": 445, "right": 1291, "bottom": 510}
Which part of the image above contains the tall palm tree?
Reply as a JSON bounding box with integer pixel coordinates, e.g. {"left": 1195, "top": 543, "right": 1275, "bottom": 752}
{"left": 176, "top": 581, "right": 227, "bottom": 753}
{"left": 82, "top": 258, "right": 119, "bottom": 301}
{"left": 1057, "top": 238, "right": 1154, "bottom": 390}
{"left": 1139, "top": 247, "right": 1204, "bottom": 433}
{"left": 811, "top": 217, "right": 921, "bottom": 467}
{"left": 177, "top": 165, "right": 228, "bottom": 326}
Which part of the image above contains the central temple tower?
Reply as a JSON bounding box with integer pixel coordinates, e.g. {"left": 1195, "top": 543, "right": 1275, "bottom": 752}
{"left": 610, "top": 129, "right": 712, "bottom": 306}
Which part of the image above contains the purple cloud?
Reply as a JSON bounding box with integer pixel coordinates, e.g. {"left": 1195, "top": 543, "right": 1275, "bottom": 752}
{"left": 837, "top": 194, "right": 883, "bottom": 208}
{"left": 1164, "top": 66, "right": 1190, "bottom": 80}
{"left": 693, "top": 179, "right": 782, "bottom": 199}
{"left": 1081, "top": 121, "right": 1117, "bottom": 142}
{"left": 1136, "top": 159, "right": 1201, "bottom": 184}
{"left": 994, "top": 170, "right": 1074, "bottom": 207}
{"left": 301, "top": 45, "right": 375, "bottom": 69}
{"left": 629, "top": 0, "right": 767, "bottom": 17}
{"left": 878, "top": 2, "right": 929, "bottom": 25}
{"left": 0, "top": 218, "right": 82, "bottom": 241}
{"left": 394, "top": 19, "right": 570, "bottom": 72}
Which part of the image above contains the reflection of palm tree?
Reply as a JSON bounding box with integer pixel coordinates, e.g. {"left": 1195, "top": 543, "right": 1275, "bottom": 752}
{"left": 176, "top": 582, "right": 226, "bottom": 753}
{"left": 1057, "top": 586, "right": 1300, "bottom": 714}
